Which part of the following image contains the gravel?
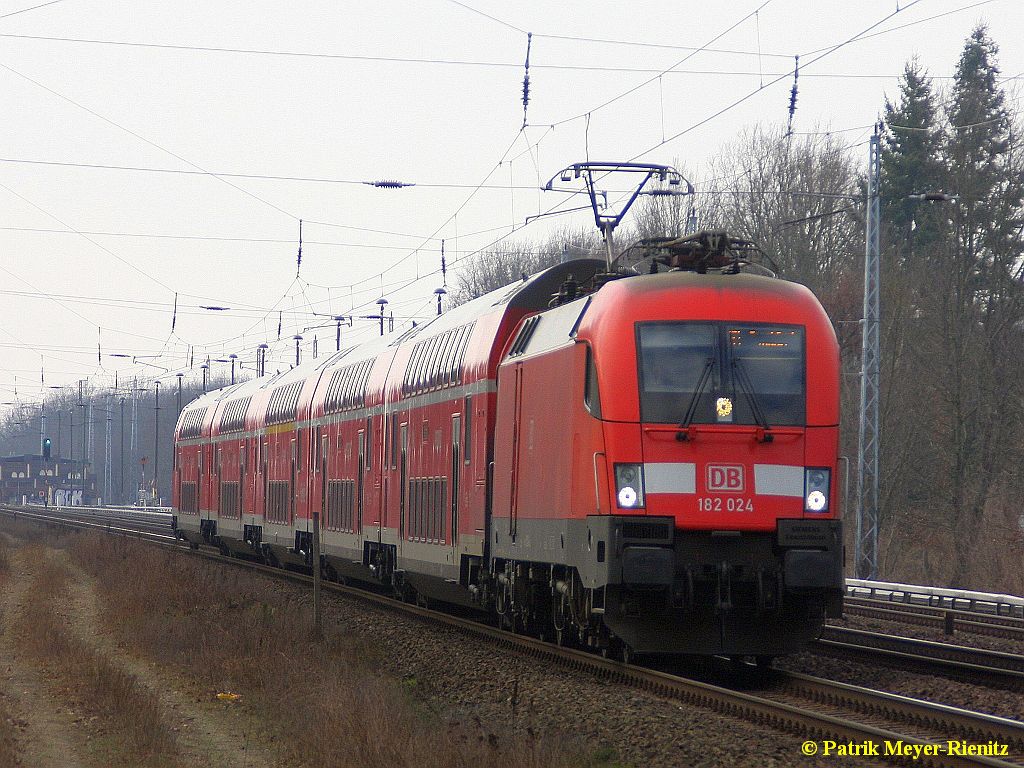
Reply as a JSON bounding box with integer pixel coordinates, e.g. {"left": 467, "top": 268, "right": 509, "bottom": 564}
{"left": 837, "top": 609, "right": 1024, "bottom": 655}
{"left": 271, "top": 576, "right": 844, "bottom": 768}
{"left": 771, "top": 612, "right": 1024, "bottom": 721}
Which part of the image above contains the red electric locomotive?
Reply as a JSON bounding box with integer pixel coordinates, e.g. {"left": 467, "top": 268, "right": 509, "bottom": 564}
{"left": 173, "top": 232, "right": 843, "bottom": 660}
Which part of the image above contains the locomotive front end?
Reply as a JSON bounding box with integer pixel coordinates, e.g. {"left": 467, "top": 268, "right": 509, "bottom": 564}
{"left": 580, "top": 272, "right": 843, "bottom": 657}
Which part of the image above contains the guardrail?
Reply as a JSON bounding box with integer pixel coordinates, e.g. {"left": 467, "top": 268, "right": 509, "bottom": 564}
{"left": 18, "top": 503, "right": 171, "bottom": 516}
{"left": 846, "top": 578, "right": 1024, "bottom": 618}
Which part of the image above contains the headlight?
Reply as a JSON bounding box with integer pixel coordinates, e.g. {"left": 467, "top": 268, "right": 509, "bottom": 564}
{"left": 804, "top": 468, "right": 830, "bottom": 513}
{"left": 614, "top": 463, "right": 645, "bottom": 509}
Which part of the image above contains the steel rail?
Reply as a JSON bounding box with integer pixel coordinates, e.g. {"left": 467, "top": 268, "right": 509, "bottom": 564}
{"left": 0, "top": 505, "right": 176, "bottom": 541}
{"left": 845, "top": 597, "right": 1024, "bottom": 641}
{"left": 814, "top": 627, "right": 1024, "bottom": 691}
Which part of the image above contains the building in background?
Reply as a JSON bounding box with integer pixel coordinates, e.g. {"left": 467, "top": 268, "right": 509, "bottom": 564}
{"left": 0, "top": 454, "right": 96, "bottom": 506}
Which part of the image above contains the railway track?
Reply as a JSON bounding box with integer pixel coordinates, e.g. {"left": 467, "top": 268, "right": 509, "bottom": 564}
{"left": 0, "top": 505, "right": 175, "bottom": 540}
{"left": 846, "top": 597, "right": 1024, "bottom": 641}
{"left": 4, "top": 504, "right": 1024, "bottom": 767}
{"left": 815, "top": 626, "right": 1024, "bottom": 691}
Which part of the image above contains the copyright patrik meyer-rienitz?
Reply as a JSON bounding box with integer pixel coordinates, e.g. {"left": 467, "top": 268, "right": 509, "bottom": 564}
{"left": 801, "top": 740, "right": 1009, "bottom": 759}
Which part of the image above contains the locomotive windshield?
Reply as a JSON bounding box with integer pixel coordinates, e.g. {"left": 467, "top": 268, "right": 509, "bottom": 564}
{"left": 637, "top": 322, "right": 805, "bottom": 426}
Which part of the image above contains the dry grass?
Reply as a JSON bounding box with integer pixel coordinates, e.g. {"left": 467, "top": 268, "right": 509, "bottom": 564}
{"left": 70, "top": 533, "right": 588, "bottom": 768}
{"left": 0, "top": 717, "right": 19, "bottom": 768}
{"left": 0, "top": 548, "right": 21, "bottom": 768}
{"left": 15, "top": 549, "right": 178, "bottom": 766}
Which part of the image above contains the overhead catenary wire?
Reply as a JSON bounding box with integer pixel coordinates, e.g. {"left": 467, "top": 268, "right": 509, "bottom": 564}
{"left": 0, "top": 32, "right": 973, "bottom": 78}
{"left": 0, "top": 60, "right": 303, "bottom": 228}
{"left": 545, "top": 0, "right": 775, "bottom": 128}
{"left": 0, "top": 0, "right": 1007, "bottom": 397}
{"left": 628, "top": 0, "right": 926, "bottom": 162}
{"left": 0, "top": 0, "right": 69, "bottom": 20}
{"left": 445, "top": 0, "right": 998, "bottom": 60}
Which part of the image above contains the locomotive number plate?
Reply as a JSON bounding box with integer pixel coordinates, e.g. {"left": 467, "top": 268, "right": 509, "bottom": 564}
{"left": 697, "top": 497, "right": 754, "bottom": 513}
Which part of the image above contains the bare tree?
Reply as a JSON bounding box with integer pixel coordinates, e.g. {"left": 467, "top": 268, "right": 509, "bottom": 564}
{"left": 450, "top": 226, "right": 602, "bottom": 304}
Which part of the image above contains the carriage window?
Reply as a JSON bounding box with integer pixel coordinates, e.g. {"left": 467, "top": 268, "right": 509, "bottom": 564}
{"left": 365, "top": 416, "right": 372, "bottom": 470}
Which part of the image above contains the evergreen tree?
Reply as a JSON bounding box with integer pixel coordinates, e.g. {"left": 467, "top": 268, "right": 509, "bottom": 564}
{"left": 933, "top": 25, "right": 1024, "bottom": 587}
{"left": 874, "top": 62, "right": 947, "bottom": 580}
{"left": 880, "top": 59, "right": 945, "bottom": 258}
{"left": 945, "top": 25, "right": 1023, "bottom": 299}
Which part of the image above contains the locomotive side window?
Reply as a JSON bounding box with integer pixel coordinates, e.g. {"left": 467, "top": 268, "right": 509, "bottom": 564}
{"left": 584, "top": 344, "right": 602, "bottom": 417}
{"left": 637, "top": 322, "right": 805, "bottom": 426}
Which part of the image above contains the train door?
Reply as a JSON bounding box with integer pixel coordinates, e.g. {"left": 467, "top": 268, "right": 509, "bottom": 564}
{"left": 214, "top": 445, "right": 222, "bottom": 516}
{"left": 239, "top": 441, "right": 246, "bottom": 516}
{"left": 378, "top": 415, "right": 389, "bottom": 545}
{"left": 318, "top": 427, "right": 328, "bottom": 524}
{"left": 290, "top": 436, "right": 298, "bottom": 526}
{"left": 399, "top": 422, "right": 408, "bottom": 544}
{"left": 357, "top": 429, "right": 366, "bottom": 534}
{"left": 451, "top": 414, "right": 461, "bottom": 561}
{"left": 509, "top": 365, "right": 523, "bottom": 540}
{"left": 261, "top": 436, "right": 269, "bottom": 517}
{"left": 198, "top": 445, "right": 205, "bottom": 515}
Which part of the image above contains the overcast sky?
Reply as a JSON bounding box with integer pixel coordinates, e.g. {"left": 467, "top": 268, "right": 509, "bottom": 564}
{"left": 1, "top": 0, "right": 1021, "bottom": 410}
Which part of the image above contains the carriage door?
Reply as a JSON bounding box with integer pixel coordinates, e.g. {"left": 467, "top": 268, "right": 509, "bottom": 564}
{"left": 318, "top": 427, "right": 328, "bottom": 524}
{"left": 198, "top": 446, "right": 205, "bottom": 517}
{"left": 357, "top": 429, "right": 366, "bottom": 535}
{"left": 261, "top": 437, "right": 269, "bottom": 517}
{"left": 290, "top": 437, "right": 298, "bottom": 525}
{"left": 399, "top": 423, "right": 409, "bottom": 544}
{"left": 451, "top": 414, "right": 461, "bottom": 562}
{"left": 509, "top": 365, "right": 524, "bottom": 540}
{"left": 214, "top": 445, "right": 222, "bottom": 516}
{"left": 239, "top": 442, "right": 246, "bottom": 517}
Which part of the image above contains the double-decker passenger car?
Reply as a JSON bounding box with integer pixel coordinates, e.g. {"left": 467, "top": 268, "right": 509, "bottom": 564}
{"left": 174, "top": 233, "right": 843, "bottom": 659}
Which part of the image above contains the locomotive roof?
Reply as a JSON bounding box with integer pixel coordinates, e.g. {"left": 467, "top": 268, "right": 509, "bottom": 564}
{"left": 593, "top": 269, "right": 821, "bottom": 307}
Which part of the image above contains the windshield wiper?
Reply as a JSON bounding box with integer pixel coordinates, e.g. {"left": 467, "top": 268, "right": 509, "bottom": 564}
{"left": 676, "top": 357, "right": 715, "bottom": 440}
{"left": 731, "top": 358, "right": 773, "bottom": 441}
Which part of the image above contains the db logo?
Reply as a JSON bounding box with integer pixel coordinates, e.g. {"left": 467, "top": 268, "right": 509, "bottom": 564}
{"left": 706, "top": 464, "right": 744, "bottom": 493}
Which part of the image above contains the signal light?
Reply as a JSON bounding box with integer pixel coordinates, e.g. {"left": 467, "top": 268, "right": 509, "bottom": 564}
{"left": 43, "top": 437, "right": 52, "bottom": 460}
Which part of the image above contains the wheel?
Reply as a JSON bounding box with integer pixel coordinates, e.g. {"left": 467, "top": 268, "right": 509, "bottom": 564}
{"left": 392, "top": 577, "right": 411, "bottom": 603}
{"left": 600, "top": 642, "right": 616, "bottom": 660}
{"left": 552, "top": 594, "right": 570, "bottom": 646}
{"left": 554, "top": 623, "right": 570, "bottom": 647}
{"left": 621, "top": 643, "right": 635, "bottom": 666}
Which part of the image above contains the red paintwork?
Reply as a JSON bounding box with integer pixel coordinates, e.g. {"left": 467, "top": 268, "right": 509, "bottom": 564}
{"left": 492, "top": 271, "right": 840, "bottom": 533}
{"left": 175, "top": 264, "right": 839, "bottom": 573}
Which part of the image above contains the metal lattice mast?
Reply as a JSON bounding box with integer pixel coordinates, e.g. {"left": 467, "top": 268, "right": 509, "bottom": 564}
{"left": 104, "top": 397, "right": 112, "bottom": 503}
{"left": 130, "top": 379, "right": 138, "bottom": 495}
{"left": 855, "top": 125, "right": 882, "bottom": 580}
{"left": 87, "top": 401, "right": 94, "bottom": 463}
